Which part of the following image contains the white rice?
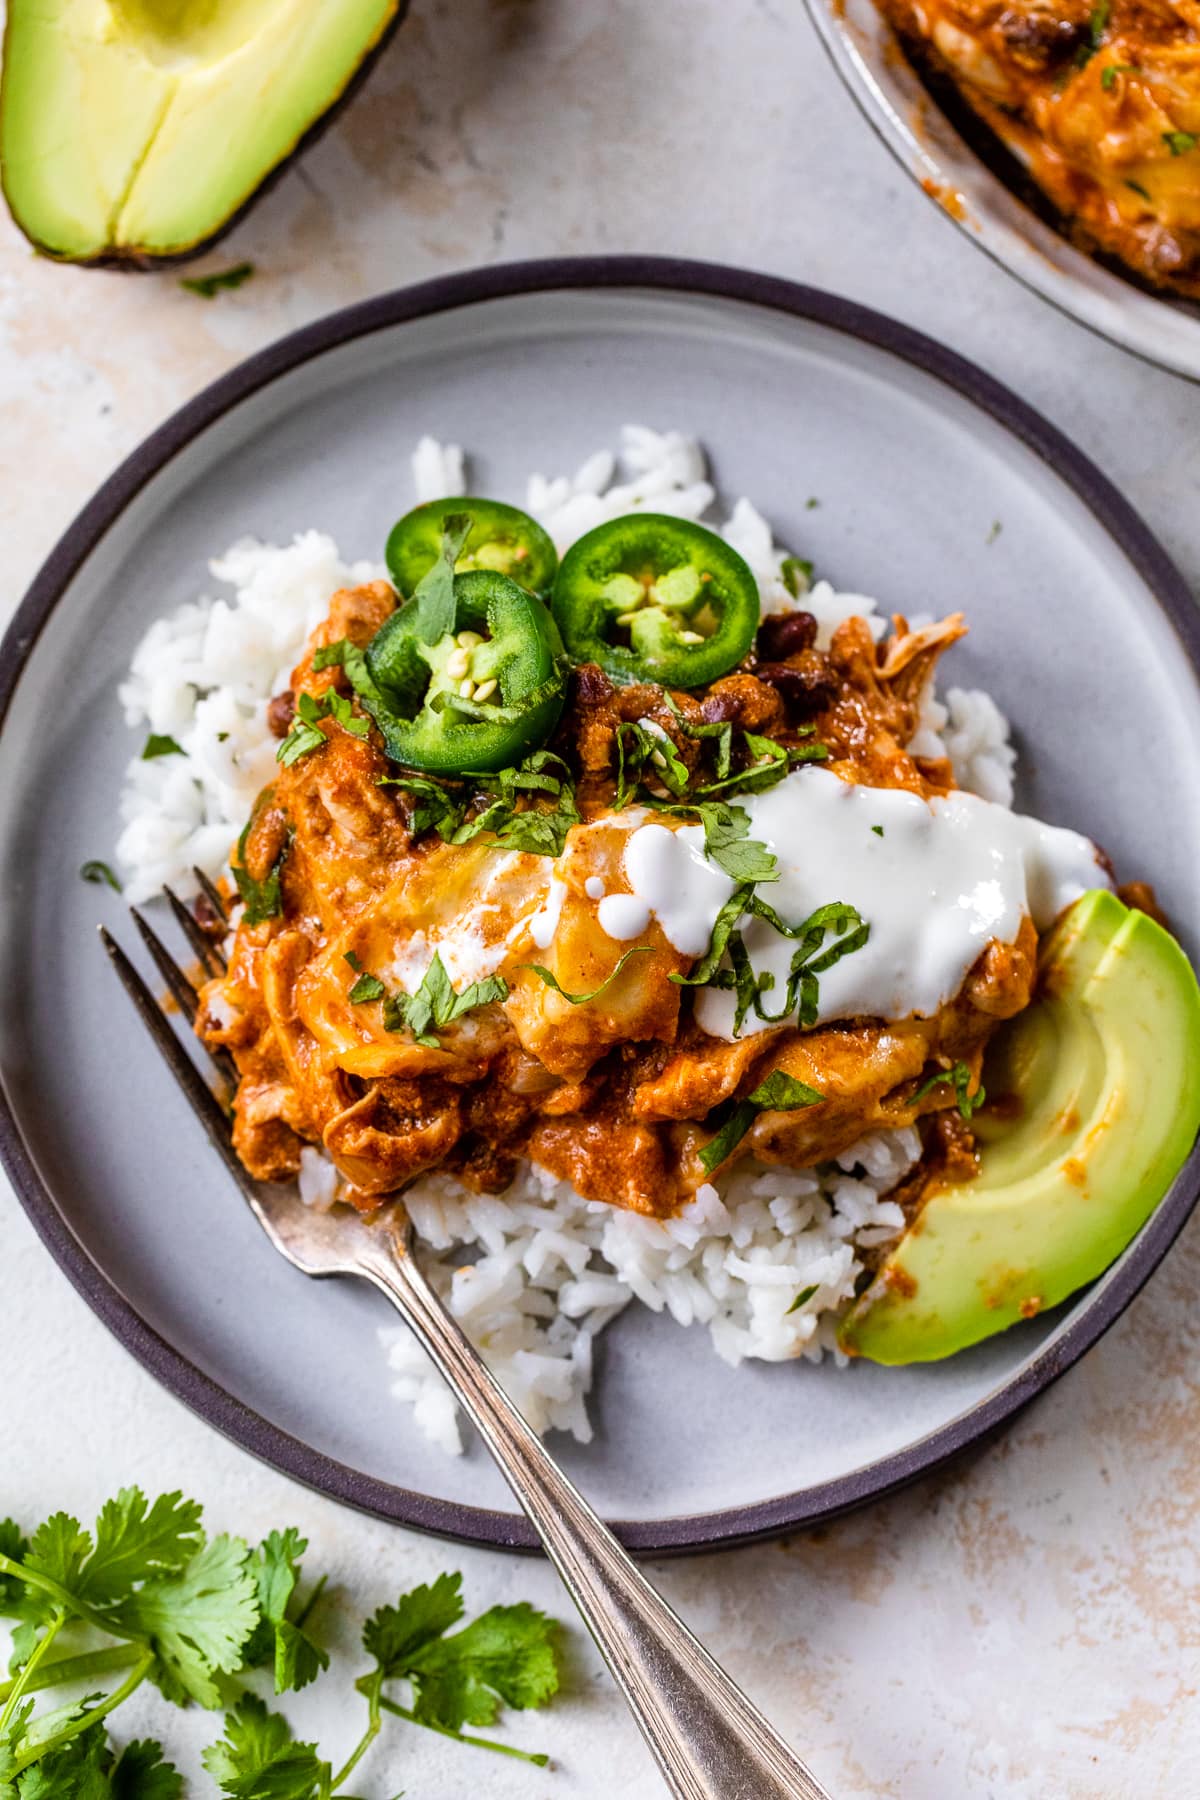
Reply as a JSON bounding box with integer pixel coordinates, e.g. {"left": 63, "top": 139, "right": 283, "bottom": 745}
{"left": 114, "top": 425, "right": 1016, "bottom": 1452}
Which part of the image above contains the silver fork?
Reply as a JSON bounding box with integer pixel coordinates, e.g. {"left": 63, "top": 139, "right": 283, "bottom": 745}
{"left": 101, "top": 884, "right": 833, "bottom": 1800}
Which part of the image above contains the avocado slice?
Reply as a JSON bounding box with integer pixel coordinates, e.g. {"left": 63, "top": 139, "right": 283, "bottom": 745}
{"left": 839, "top": 890, "right": 1200, "bottom": 1364}
{"left": 1, "top": 0, "right": 404, "bottom": 265}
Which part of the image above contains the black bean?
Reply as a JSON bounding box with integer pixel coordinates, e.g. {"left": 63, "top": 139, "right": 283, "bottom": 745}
{"left": 754, "top": 660, "right": 837, "bottom": 715}
{"left": 757, "top": 610, "right": 818, "bottom": 660}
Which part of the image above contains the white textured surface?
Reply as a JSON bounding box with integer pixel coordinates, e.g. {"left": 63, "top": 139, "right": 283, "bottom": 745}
{"left": 2, "top": 2, "right": 1199, "bottom": 1794}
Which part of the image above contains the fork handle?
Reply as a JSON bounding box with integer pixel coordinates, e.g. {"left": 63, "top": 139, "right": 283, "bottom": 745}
{"left": 360, "top": 1231, "right": 832, "bottom": 1800}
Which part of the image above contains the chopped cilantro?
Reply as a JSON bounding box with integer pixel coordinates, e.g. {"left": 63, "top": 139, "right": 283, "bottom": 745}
{"left": 913, "top": 1060, "right": 986, "bottom": 1121}
{"left": 345, "top": 953, "right": 508, "bottom": 1047}
{"left": 80, "top": 860, "right": 122, "bottom": 892}
{"left": 871, "top": 824, "right": 884, "bottom": 837}
{"left": 231, "top": 809, "right": 290, "bottom": 926}
{"left": 614, "top": 718, "right": 690, "bottom": 808}
{"left": 673, "top": 893, "right": 869, "bottom": 1035}
{"left": 699, "top": 1069, "right": 824, "bottom": 1174}
{"left": 1101, "top": 61, "right": 1137, "bottom": 89}
{"left": 1125, "top": 178, "right": 1152, "bottom": 199}
{"left": 805, "top": 497, "right": 820, "bottom": 510}
{"left": 780, "top": 556, "right": 813, "bottom": 597}
{"left": 141, "top": 734, "right": 184, "bottom": 761}
{"left": 521, "top": 945, "right": 652, "bottom": 1005}
{"left": 277, "top": 688, "right": 369, "bottom": 768}
{"left": 377, "top": 772, "right": 469, "bottom": 841}
{"left": 1164, "top": 130, "right": 1198, "bottom": 156}
{"left": 179, "top": 262, "right": 255, "bottom": 298}
{"left": 348, "top": 970, "right": 387, "bottom": 1005}
{"left": 381, "top": 751, "right": 581, "bottom": 858}
{"left": 986, "top": 520, "right": 1002, "bottom": 545}
{"left": 787, "top": 1283, "right": 820, "bottom": 1314}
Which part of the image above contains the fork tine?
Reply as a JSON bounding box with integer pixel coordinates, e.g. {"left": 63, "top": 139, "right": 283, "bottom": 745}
{"left": 163, "top": 883, "right": 225, "bottom": 978}
{"left": 98, "top": 926, "right": 251, "bottom": 1190}
{"left": 129, "top": 907, "right": 238, "bottom": 1086}
{"left": 192, "top": 865, "right": 229, "bottom": 929}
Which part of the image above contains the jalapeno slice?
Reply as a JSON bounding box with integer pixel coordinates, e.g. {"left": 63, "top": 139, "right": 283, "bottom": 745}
{"left": 386, "top": 498, "right": 559, "bottom": 598}
{"left": 362, "top": 570, "right": 567, "bottom": 774}
{"left": 551, "top": 514, "right": 759, "bottom": 688}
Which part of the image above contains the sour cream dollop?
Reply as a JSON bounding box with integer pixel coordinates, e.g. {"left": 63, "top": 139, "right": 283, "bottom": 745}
{"left": 609, "top": 767, "right": 1109, "bottom": 1039}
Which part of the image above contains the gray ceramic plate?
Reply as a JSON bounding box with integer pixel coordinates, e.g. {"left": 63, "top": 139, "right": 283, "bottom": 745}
{"left": 805, "top": 0, "right": 1200, "bottom": 382}
{"left": 2, "top": 259, "right": 1199, "bottom": 1554}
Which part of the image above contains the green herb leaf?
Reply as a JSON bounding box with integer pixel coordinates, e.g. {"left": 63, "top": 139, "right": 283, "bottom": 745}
{"left": 0, "top": 1519, "right": 30, "bottom": 1615}
{"left": 347, "top": 971, "right": 386, "bottom": 1005}
{"left": 380, "top": 954, "right": 508, "bottom": 1047}
{"left": 242, "top": 1531, "right": 329, "bottom": 1697}
{"left": 201, "top": 1695, "right": 327, "bottom": 1800}
{"left": 110, "top": 1738, "right": 184, "bottom": 1799}
{"left": 362, "top": 1572, "right": 465, "bottom": 1678}
{"left": 277, "top": 689, "right": 368, "bottom": 768}
{"left": 411, "top": 515, "right": 472, "bottom": 641}
{"left": 1164, "top": 130, "right": 1198, "bottom": 155}
{"left": 404, "top": 1603, "right": 561, "bottom": 1732}
{"left": 1100, "top": 61, "right": 1137, "bottom": 88}
{"left": 661, "top": 694, "right": 735, "bottom": 780}
{"left": 5, "top": 1719, "right": 112, "bottom": 1799}
{"left": 646, "top": 796, "right": 778, "bottom": 884}
{"left": 111, "top": 1535, "right": 259, "bottom": 1708}
{"left": 614, "top": 719, "right": 690, "bottom": 809}
{"left": 22, "top": 1513, "right": 92, "bottom": 1601}
{"left": 696, "top": 732, "right": 826, "bottom": 799}
{"left": 786, "top": 1283, "right": 819, "bottom": 1315}
{"left": 521, "top": 946, "right": 652, "bottom": 1005}
{"left": 780, "top": 557, "right": 813, "bottom": 597}
{"left": 384, "top": 751, "right": 583, "bottom": 858}
{"left": 912, "top": 1060, "right": 986, "bottom": 1121}
{"left": 699, "top": 1070, "right": 824, "bottom": 1174}
{"left": 669, "top": 888, "right": 754, "bottom": 989}
{"left": 141, "top": 735, "right": 184, "bottom": 761}
{"left": 179, "top": 263, "right": 255, "bottom": 299}
{"left": 675, "top": 893, "right": 869, "bottom": 1035}
{"left": 1125, "top": 178, "right": 1152, "bottom": 198}
{"left": 232, "top": 816, "right": 290, "bottom": 927}
{"left": 74, "top": 1490, "right": 204, "bottom": 1609}
{"left": 377, "top": 773, "right": 469, "bottom": 842}
{"left": 80, "top": 861, "right": 122, "bottom": 893}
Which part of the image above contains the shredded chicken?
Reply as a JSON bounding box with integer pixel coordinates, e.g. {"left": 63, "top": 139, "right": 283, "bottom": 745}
{"left": 199, "top": 582, "right": 1037, "bottom": 1218}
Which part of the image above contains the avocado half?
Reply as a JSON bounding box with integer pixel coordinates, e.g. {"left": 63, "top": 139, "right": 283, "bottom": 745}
{"left": 1, "top": 0, "right": 405, "bottom": 265}
{"left": 839, "top": 890, "right": 1200, "bottom": 1364}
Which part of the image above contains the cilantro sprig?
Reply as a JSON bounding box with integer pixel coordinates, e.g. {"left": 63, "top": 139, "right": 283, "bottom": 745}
{"left": 0, "top": 1489, "right": 565, "bottom": 1795}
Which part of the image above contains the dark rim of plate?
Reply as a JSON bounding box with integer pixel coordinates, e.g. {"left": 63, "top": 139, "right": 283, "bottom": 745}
{"left": 1, "top": 256, "right": 1198, "bottom": 1556}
